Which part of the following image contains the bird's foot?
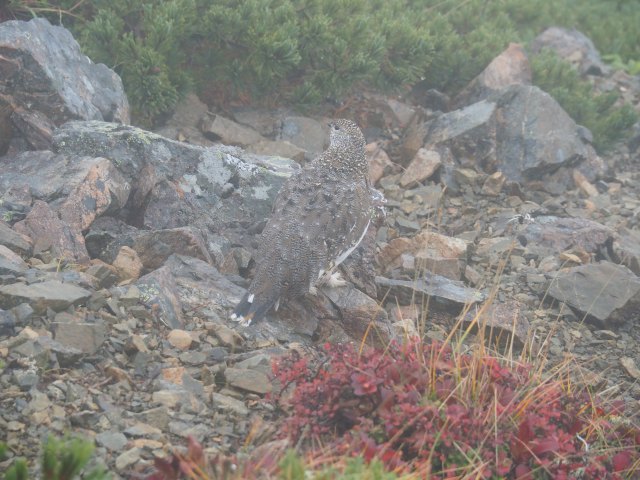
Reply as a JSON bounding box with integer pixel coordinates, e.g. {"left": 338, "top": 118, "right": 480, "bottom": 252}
{"left": 317, "top": 270, "right": 347, "bottom": 288}
{"left": 325, "top": 271, "right": 347, "bottom": 288}
{"left": 229, "top": 312, "right": 253, "bottom": 327}
{"left": 308, "top": 285, "right": 318, "bottom": 296}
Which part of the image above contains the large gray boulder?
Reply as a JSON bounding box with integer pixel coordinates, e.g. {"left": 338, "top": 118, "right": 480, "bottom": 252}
{"left": 547, "top": 262, "right": 640, "bottom": 326}
{"left": 53, "top": 121, "right": 298, "bottom": 234}
{"left": 531, "top": 27, "right": 608, "bottom": 76}
{"left": 0, "top": 17, "right": 129, "bottom": 124}
{"left": 0, "top": 18, "right": 129, "bottom": 153}
{"left": 422, "top": 85, "right": 603, "bottom": 186}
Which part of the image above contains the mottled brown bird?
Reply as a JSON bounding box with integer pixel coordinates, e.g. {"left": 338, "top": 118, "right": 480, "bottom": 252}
{"left": 231, "top": 119, "right": 373, "bottom": 326}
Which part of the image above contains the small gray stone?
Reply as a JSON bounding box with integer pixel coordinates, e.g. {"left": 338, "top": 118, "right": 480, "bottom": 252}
{"left": 96, "top": 431, "right": 128, "bottom": 451}
{"left": 115, "top": 447, "right": 143, "bottom": 471}
{"left": 151, "top": 389, "right": 190, "bottom": 409}
{"left": 0, "top": 308, "right": 16, "bottom": 335}
{"left": 131, "top": 408, "right": 170, "bottom": 431}
{"left": 210, "top": 392, "right": 249, "bottom": 415}
{"left": 13, "top": 369, "right": 40, "bottom": 391}
{"left": 224, "top": 367, "right": 272, "bottom": 394}
{"left": 178, "top": 351, "right": 207, "bottom": 366}
{"left": 0, "top": 280, "right": 92, "bottom": 314}
{"left": 52, "top": 312, "right": 106, "bottom": 354}
{"left": 279, "top": 116, "right": 326, "bottom": 158}
{"left": 124, "top": 422, "right": 163, "bottom": 438}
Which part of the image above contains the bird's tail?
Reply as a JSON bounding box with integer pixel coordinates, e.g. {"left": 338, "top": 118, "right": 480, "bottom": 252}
{"left": 230, "top": 290, "right": 279, "bottom": 326}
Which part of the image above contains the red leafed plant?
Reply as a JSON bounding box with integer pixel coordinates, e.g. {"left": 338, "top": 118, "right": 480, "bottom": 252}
{"left": 270, "top": 340, "right": 640, "bottom": 479}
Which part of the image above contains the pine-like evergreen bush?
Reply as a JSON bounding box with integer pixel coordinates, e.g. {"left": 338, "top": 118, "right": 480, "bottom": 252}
{"left": 2, "top": 0, "right": 638, "bottom": 149}
{"left": 531, "top": 50, "right": 638, "bottom": 151}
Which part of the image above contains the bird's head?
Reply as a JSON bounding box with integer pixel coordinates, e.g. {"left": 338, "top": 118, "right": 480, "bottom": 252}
{"left": 328, "top": 119, "right": 366, "bottom": 151}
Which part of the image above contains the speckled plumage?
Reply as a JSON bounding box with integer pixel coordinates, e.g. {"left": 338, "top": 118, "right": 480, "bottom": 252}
{"left": 231, "top": 119, "right": 372, "bottom": 325}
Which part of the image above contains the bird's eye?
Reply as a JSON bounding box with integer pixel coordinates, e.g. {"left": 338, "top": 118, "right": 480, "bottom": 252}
{"left": 333, "top": 124, "right": 341, "bottom": 131}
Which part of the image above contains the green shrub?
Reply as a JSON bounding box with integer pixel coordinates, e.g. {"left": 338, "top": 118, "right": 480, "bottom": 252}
{"left": 2, "top": 0, "right": 638, "bottom": 150}
{"left": 531, "top": 50, "right": 638, "bottom": 151}
{"left": 77, "top": 0, "right": 198, "bottom": 124}
{"left": 1, "top": 0, "right": 508, "bottom": 121}
{"left": 1, "top": 436, "right": 109, "bottom": 480}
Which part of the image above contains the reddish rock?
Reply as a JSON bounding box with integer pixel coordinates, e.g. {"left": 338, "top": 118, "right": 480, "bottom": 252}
{"left": 400, "top": 148, "right": 441, "bottom": 187}
{"left": 60, "top": 158, "right": 130, "bottom": 232}
{"left": 366, "top": 142, "right": 395, "bottom": 185}
{"left": 13, "top": 200, "right": 89, "bottom": 263}
{"left": 166, "top": 330, "right": 192, "bottom": 350}
{"left": 455, "top": 43, "right": 531, "bottom": 106}
{"left": 112, "top": 246, "right": 144, "bottom": 282}
{"left": 481, "top": 171, "right": 507, "bottom": 196}
{"left": 378, "top": 230, "right": 469, "bottom": 280}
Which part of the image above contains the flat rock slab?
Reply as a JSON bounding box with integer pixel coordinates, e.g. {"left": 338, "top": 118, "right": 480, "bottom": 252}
{"left": 547, "top": 262, "right": 640, "bottom": 325}
{"left": 279, "top": 116, "right": 326, "bottom": 158}
{"left": 0, "top": 245, "right": 28, "bottom": 276}
{"left": 200, "top": 113, "right": 264, "bottom": 146}
{"left": 522, "top": 216, "right": 613, "bottom": 255}
{"left": 246, "top": 139, "right": 306, "bottom": 163}
{"left": 11, "top": 334, "right": 84, "bottom": 368}
{"left": 224, "top": 367, "right": 272, "bottom": 394}
{"left": 0, "top": 280, "right": 92, "bottom": 314}
{"left": 0, "top": 221, "right": 32, "bottom": 256}
{"left": 0, "top": 152, "right": 110, "bottom": 202}
{"left": 376, "top": 274, "right": 486, "bottom": 310}
{"left": 461, "top": 301, "right": 531, "bottom": 348}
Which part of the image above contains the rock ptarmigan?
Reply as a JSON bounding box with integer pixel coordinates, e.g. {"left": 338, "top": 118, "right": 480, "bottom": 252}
{"left": 231, "top": 119, "right": 373, "bottom": 325}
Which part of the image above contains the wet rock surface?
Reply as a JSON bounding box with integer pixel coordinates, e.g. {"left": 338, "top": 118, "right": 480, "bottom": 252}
{"left": 1, "top": 21, "right": 640, "bottom": 476}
